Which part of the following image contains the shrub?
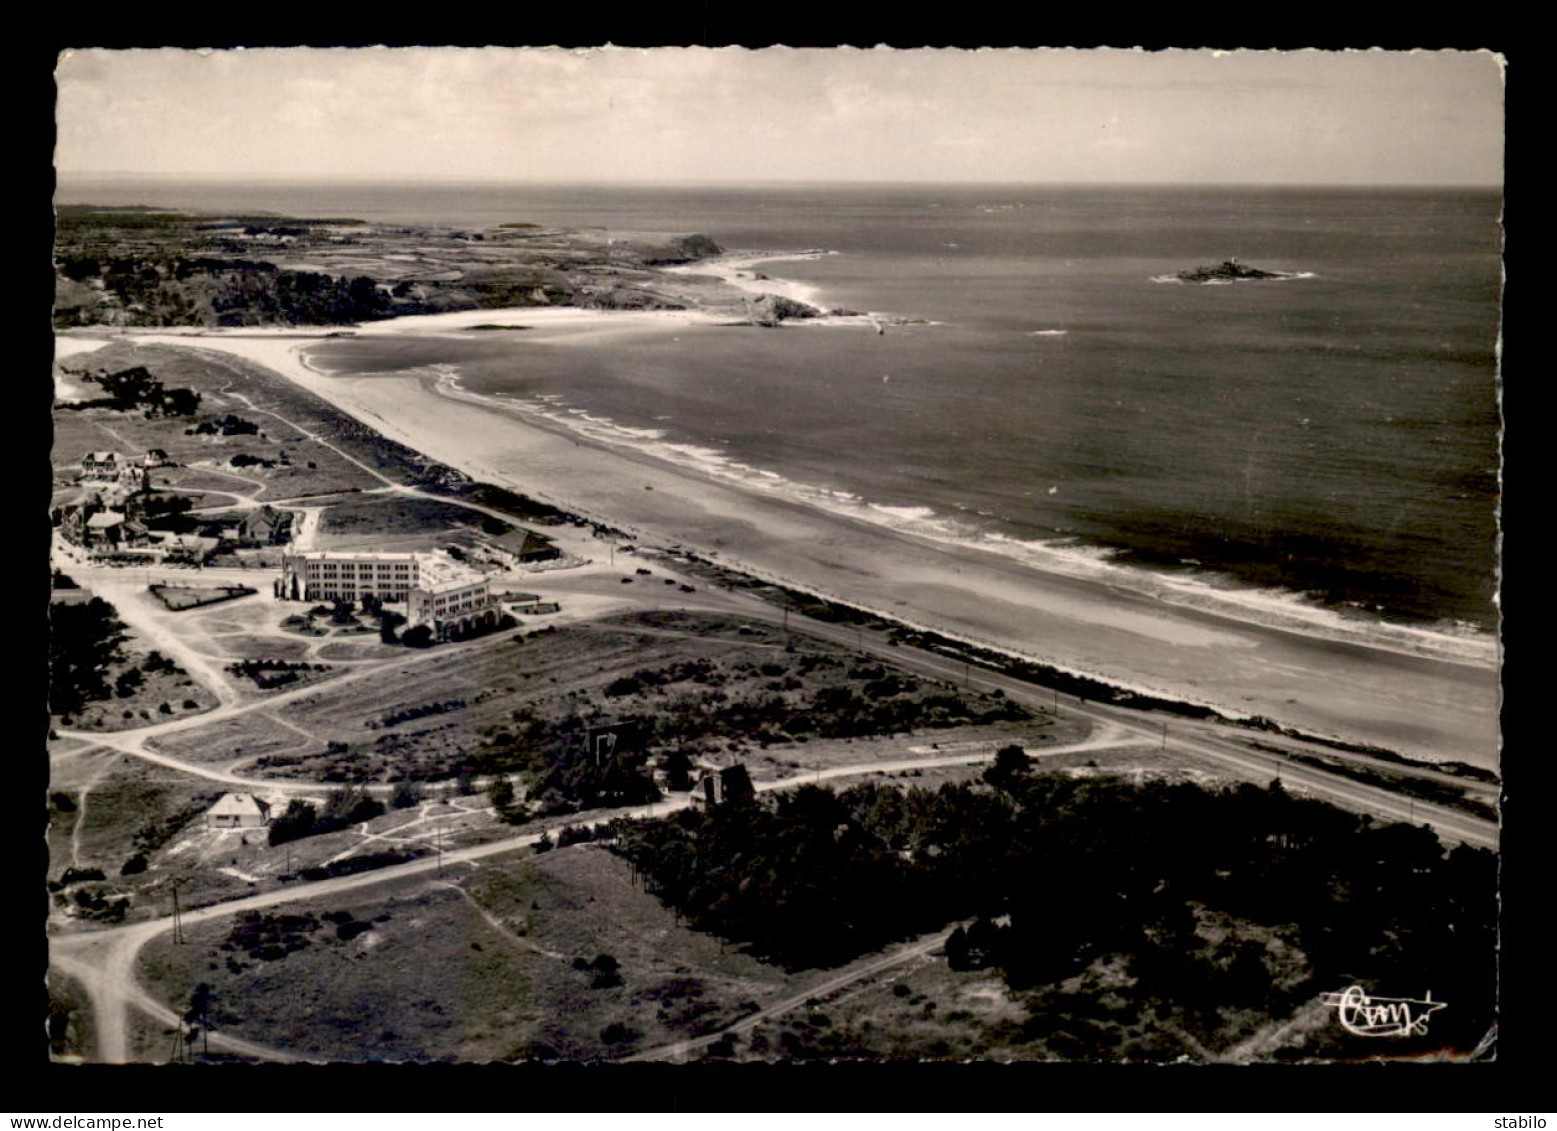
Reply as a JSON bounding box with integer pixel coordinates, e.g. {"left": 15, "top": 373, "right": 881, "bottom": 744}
{"left": 267, "top": 799, "right": 318, "bottom": 846}
{"left": 57, "top": 866, "right": 105, "bottom": 887}
{"left": 599, "top": 1022, "right": 640, "bottom": 1045}
{"left": 120, "top": 854, "right": 148, "bottom": 876}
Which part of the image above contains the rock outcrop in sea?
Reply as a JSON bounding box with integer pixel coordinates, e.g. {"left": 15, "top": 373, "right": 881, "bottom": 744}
{"left": 1174, "top": 259, "right": 1288, "bottom": 283}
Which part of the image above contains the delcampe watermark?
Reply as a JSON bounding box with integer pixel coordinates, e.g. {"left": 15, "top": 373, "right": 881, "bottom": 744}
{"left": 1320, "top": 985, "right": 1447, "bottom": 1038}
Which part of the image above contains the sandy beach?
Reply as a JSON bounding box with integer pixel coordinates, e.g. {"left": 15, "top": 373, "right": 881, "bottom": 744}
{"left": 57, "top": 314, "right": 1501, "bottom": 770}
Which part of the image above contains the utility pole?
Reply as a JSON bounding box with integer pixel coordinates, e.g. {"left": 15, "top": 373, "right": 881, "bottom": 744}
{"left": 1160, "top": 721, "right": 1167, "bottom": 750}
{"left": 170, "top": 877, "right": 189, "bottom": 944}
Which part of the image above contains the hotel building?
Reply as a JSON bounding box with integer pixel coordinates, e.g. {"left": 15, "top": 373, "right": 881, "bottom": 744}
{"left": 281, "top": 549, "right": 500, "bottom": 638}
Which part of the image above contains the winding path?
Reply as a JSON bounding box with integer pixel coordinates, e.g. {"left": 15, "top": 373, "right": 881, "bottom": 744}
{"left": 47, "top": 730, "right": 1139, "bottom": 1063}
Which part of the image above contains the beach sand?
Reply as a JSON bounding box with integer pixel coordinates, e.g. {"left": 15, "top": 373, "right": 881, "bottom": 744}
{"left": 71, "top": 313, "right": 1500, "bottom": 770}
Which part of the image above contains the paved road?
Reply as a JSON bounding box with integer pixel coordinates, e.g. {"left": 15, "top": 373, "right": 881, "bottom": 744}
{"left": 703, "top": 587, "right": 1499, "bottom": 849}
{"left": 48, "top": 730, "right": 1138, "bottom": 1063}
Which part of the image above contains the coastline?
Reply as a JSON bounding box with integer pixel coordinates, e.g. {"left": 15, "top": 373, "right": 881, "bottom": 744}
{"left": 660, "top": 250, "right": 839, "bottom": 313}
{"left": 57, "top": 305, "right": 1501, "bottom": 770}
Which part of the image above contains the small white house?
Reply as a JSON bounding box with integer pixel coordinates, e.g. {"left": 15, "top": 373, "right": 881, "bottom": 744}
{"left": 206, "top": 793, "right": 272, "bottom": 830}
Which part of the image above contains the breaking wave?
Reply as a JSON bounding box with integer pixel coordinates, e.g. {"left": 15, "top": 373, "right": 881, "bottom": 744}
{"left": 429, "top": 365, "right": 1495, "bottom": 670}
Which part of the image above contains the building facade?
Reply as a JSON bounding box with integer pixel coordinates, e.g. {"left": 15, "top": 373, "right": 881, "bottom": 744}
{"left": 281, "top": 549, "right": 499, "bottom": 638}
{"left": 79, "top": 451, "right": 125, "bottom": 480}
{"left": 281, "top": 550, "right": 419, "bottom": 603}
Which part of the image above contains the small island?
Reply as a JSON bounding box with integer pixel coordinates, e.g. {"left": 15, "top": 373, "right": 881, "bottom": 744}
{"left": 1173, "top": 257, "right": 1295, "bottom": 284}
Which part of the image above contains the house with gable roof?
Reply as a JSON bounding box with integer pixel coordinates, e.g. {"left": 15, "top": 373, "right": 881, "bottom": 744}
{"left": 206, "top": 794, "right": 273, "bottom": 830}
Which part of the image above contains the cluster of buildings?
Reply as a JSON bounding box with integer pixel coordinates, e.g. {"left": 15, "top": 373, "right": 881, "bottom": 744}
{"left": 80, "top": 448, "right": 171, "bottom": 484}
{"left": 280, "top": 549, "right": 501, "bottom": 640}
{"left": 55, "top": 449, "right": 294, "bottom": 564}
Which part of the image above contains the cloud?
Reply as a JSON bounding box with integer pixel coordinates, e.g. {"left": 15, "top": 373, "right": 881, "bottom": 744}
{"left": 54, "top": 46, "right": 1504, "bottom": 185}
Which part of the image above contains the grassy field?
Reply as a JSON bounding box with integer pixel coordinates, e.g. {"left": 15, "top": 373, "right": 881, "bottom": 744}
{"left": 317, "top": 494, "right": 500, "bottom": 538}
{"left": 147, "top": 710, "right": 321, "bottom": 767}
{"left": 54, "top": 343, "right": 388, "bottom": 498}
{"left": 160, "top": 609, "right": 1050, "bottom": 785}
{"left": 134, "top": 841, "right": 818, "bottom": 1063}
{"left": 149, "top": 584, "right": 256, "bottom": 611}
{"left": 53, "top": 757, "right": 227, "bottom": 922}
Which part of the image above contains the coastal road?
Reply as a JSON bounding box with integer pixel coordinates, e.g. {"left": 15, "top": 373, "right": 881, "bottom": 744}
{"left": 57, "top": 547, "right": 1499, "bottom": 841}
{"left": 697, "top": 586, "right": 1501, "bottom": 850}
{"left": 49, "top": 730, "right": 1141, "bottom": 1063}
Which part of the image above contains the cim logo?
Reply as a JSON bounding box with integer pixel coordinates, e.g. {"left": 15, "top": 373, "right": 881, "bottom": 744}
{"left": 1320, "top": 984, "right": 1447, "bottom": 1038}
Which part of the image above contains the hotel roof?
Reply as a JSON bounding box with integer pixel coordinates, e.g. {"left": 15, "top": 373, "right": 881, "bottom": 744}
{"left": 417, "top": 553, "right": 486, "bottom": 591}
{"left": 292, "top": 551, "right": 421, "bottom": 562}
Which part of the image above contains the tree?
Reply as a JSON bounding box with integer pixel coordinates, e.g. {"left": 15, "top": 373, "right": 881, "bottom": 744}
{"left": 487, "top": 775, "right": 517, "bottom": 817}
{"left": 49, "top": 597, "right": 129, "bottom": 711}
{"left": 268, "top": 799, "right": 318, "bottom": 846}
{"left": 390, "top": 781, "right": 423, "bottom": 810}
{"left": 944, "top": 925, "right": 972, "bottom": 970}
{"left": 589, "top": 953, "right": 623, "bottom": 989}
{"left": 160, "top": 387, "right": 202, "bottom": 417}
{"left": 184, "top": 983, "right": 215, "bottom": 1058}
{"left": 983, "top": 744, "right": 1030, "bottom": 790}
{"left": 319, "top": 784, "right": 384, "bottom": 831}
{"left": 401, "top": 624, "right": 434, "bottom": 648}
{"left": 379, "top": 609, "right": 405, "bottom": 644}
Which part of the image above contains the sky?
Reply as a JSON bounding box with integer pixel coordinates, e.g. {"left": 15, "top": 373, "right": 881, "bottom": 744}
{"left": 54, "top": 46, "right": 1504, "bottom": 186}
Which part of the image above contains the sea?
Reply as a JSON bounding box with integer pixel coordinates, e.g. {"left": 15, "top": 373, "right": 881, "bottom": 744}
{"left": 57, "top": 178, "right": 1504, "bottom": 656}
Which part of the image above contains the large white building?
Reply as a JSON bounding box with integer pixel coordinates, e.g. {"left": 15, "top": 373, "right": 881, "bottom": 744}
{"left": 280, "top": 549, "right": 500, "bottom": 639}
{"left": 281, "top": 550, "right": 418, "bottom": 603}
